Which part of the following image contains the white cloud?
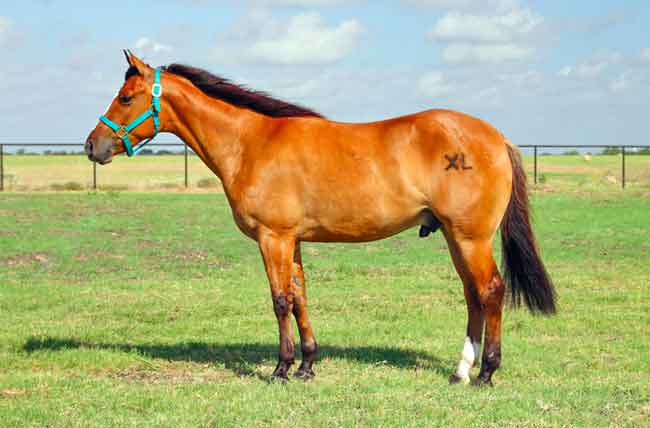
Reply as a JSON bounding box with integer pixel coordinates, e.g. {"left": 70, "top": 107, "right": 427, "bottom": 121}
{"left": 556, "top": 50, "right": 650, "bottom": 98}
{"left": 640, "top": 48, "right": 650, "bottom": 63}
{"left": 402, "top": 0, "right": 519, "bottom": 14}
{"left": 558, "top": 52, "right": 623, "bottom": 79}
{"left": 257, "top": 0, "right": 351, "bottom": 5}
{"left": 427, "top": 5, "right": 543, "bottom": 64}
{"left": 431, "top": 9, "right": 542, "bottom": 43}
{"left": 418, "top": 71, "right": 455, "bottom": 97}
{"left": 216, "top": 11, "right": 363, "bottom": 66}
{"left": 559, "top": 61, "right": 608, "bottom": 79}
{"left": 609, "top": 74, "right": 629, "bottom": 92}
{"left": 135, "top": 37, "right": 173, "bottom": 54}
{"left": 0, "top": 16, "right": 14, "bottom": 47}
{"left": 442, "top": 43, "right": 532, "bottom": 64}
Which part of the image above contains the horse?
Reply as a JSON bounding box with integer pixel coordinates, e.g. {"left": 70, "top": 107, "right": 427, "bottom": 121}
{"left": 85, "top": 51, "right": 556, "bottom": 386}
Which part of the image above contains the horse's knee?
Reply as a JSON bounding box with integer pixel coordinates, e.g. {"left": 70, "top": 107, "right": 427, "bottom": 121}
{"left": 273, "top": 294, "right": 293, "bottom": 317}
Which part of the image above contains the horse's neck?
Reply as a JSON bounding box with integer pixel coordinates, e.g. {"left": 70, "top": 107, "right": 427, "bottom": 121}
{"left": 164, "top": 78, "right": 265, "bottom": 189}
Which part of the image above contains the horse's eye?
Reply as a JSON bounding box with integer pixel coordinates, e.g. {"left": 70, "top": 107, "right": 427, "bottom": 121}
{"left": 119, "top": 95, "right": 133, "bottom": 105}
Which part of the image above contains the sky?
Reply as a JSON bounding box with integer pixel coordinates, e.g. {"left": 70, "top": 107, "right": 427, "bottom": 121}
{"left": 1, "top": 0, "right": 649, "bottom": 147}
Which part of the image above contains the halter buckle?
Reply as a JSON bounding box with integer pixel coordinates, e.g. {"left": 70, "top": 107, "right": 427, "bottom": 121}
{"left": 152, "top": 83, "right": 163, "bottom": 97}
{"left": 116, "top": 126, "right": 128, "bottom": 139}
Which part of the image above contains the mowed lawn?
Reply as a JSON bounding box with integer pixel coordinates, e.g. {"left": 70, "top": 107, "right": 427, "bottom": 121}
{"left": 0, "top": 191, "right": 649, "bottom": 427}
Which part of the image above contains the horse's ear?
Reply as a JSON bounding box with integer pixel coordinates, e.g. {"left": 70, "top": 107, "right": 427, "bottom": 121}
{"left": 124, "top": 50, "right": 152, "bottom": 77}
{"left": 123, "top": 49, "right": 132, "bottom": 66}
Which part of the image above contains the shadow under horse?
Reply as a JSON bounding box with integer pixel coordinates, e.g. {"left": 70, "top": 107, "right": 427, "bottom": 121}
{"left": 23, "top": 337, "right": 450, "bottom": 380}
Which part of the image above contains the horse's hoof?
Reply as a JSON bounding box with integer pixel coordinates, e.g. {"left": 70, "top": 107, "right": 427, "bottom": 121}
{"left": 471, "top": 377, "right": 494, "bottom": 388}
{"left": 269, "top": 373, "right": 289, "bottom": 384}
{"left": 270, "top": 366, "right": 290, "bottom": 383}
{"left": 294, "top": 368, "right": 315, "bottom": 381}
{"left": 449, "top": 373, "right": 470, "bottom": 385}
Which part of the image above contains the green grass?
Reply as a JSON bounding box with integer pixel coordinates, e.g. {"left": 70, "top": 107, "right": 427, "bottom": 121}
{"left": 1, "top": 191, "right": 649, "bottom": 427}
{"left": 522, "top": 154, "right": 650, "bottom": 191}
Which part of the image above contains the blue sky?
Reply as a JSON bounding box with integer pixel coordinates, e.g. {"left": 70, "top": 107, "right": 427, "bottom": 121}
{"left": 1, "top": 0, "right": 649, "bottom": 147}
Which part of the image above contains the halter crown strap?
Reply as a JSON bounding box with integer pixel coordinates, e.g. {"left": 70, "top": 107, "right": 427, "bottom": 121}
{"left": 99, "top": 68, "right": 163, "bottom": 157}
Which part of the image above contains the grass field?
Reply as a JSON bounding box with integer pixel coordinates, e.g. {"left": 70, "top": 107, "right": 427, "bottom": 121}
{"left": 2, "top": 153, "right": 650, "bottom": 192}
{"left": 1, "top": 188, "right": 649, "bottom": 427}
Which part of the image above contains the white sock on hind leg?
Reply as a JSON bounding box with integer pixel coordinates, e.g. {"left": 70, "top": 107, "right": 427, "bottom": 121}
{"left": 454, "top": 337, "right": 480, "bottom": 383}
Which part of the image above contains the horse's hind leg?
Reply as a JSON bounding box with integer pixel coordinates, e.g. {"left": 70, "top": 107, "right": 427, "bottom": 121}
{"left": 291, "top": 244, "right": 318, "bottom": 380}
{"left": 446, "top": 236, "right": 505, "bottom": 386}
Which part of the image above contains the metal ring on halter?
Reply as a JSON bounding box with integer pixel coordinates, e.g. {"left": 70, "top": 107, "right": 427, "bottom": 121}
{"left": 152, "top": 83, "right": 163, "bottom": 97}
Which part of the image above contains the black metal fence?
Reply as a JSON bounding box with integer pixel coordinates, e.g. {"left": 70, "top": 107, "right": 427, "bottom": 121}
{"left": 0, "top": 143, "right": 647, "bottom": 191}
{"left": 519, "top": 145, "right": 647, "bottom": 189}
{"left": 0, "top": 143, "right": 189, "bottom": 191}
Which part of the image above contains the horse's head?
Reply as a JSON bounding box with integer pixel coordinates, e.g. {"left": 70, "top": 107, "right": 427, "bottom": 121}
{"left": 85, "top": 51, "right": 162, "bottom": 164}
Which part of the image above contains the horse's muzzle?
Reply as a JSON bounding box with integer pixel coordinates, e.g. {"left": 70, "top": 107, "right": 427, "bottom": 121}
{"left": 85, "top": 137, "right": 114, "bottom": 165}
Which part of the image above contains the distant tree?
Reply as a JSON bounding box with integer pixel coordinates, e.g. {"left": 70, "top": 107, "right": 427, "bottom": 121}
{"left": 601, "top": 146, "right": 621, "bottom": 155}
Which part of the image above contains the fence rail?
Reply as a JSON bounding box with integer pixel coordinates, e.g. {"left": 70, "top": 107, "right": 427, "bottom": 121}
{"left": 0, "top": 143, "right": 188, "bottom": 191}
{"left": 518, "top": 145, "right": 646, "bottom": 189}
{"left": 0, "top": 143, "right": 648, "bottom": 191}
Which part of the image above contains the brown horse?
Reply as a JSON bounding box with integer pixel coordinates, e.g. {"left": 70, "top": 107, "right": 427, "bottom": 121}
{"left": 85, "top": 51, "right": 556, "bottom": 386}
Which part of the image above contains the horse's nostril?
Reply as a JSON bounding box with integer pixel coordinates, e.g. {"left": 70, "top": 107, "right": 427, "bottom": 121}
{"left": 85, "top": 139, "right": 93, "bottom": 155}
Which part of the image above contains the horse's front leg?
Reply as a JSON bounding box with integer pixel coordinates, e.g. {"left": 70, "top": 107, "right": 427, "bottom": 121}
{"left": 258, "top": 231, "right": 297, "bottom": 380}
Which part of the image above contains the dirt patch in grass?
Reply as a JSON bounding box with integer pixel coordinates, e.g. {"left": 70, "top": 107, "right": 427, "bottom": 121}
{"left": 2, "top": 252, "right": 51, "bottom": 266}
{"left": 50, "top": 181, "right": 86, "bottom": 191}
{"left": 73, "top": 251, "right": 126, "bottom": 263}
{"left": 107, "top": 367, "right": 228, "bottom": 384}
{"left": 1, "top": 389, "right": 27, "bottom": 399}
{"left": 163, "top": 250, "right": 232, "bottom": 269}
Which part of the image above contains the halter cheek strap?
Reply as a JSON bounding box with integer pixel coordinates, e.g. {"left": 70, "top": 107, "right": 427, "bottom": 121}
{"left": 99, "top": 68, "right": 162, "bottom": 157}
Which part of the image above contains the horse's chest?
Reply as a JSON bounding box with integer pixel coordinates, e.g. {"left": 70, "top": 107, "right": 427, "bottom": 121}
{"left": 227, "top": 188, "right": 301, "bottom": 239}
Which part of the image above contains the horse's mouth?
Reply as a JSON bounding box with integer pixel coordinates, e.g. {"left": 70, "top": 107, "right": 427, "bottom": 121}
{"left": 97, "top": 157, "right": 113, "bottom": 165}
{"left": 87, "top": 153, "right": 113, "bottom": 165}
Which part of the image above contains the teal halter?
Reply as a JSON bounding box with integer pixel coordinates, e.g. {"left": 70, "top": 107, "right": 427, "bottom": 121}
{"left": 99, "top": 68, "right": 162, "bottom": 157}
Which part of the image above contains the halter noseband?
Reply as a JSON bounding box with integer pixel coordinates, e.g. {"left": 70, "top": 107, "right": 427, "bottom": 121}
{"left": 99, "top": 68, "right": 162, "bottom": 157}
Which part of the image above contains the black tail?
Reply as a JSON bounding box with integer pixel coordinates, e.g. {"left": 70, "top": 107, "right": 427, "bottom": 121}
{"left": 500, "top": 143, "right": 557, "bottom": 315}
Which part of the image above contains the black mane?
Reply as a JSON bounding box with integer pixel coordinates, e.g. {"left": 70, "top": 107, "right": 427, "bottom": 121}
{"left": 157, "top": 64, "right": 324, "bottom": 118}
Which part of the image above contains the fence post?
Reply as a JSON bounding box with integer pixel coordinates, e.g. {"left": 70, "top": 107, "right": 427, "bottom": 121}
{"left": 621, "top": 146, "right": 626, "bottom": 189}
{"left": 0, "top": 144, "right": 4, "bottom": 191}
{"left": 184, "top": 145, "right": 189, "bottom": 188}
{"left": 533, "top": 146, "right": 538, "bottom": 185}
{"left": 93, "top": 161, "right": 97, "bottom": 190}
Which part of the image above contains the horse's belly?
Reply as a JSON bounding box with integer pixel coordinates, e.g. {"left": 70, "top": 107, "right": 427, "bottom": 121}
{"left": 299, "top": 200, "right": 423, "bottom": 242}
